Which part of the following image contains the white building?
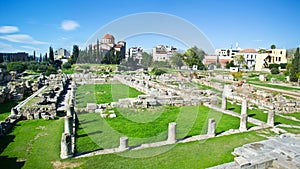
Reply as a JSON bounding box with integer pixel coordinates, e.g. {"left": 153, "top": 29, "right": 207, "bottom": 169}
{"left": 255, "top": 49, "right": 287, "bottom": 71}
{"left": 54, "top": 48, "right": 70, "bottom": 63}
{"left": 127, "top": 47, "right": 143, "bottom": 63}
{"left": 236, "top": 49, "right": 257, "bottom": 69}
{"left": 152, "top": 45, "right": 177, "bottom": 61}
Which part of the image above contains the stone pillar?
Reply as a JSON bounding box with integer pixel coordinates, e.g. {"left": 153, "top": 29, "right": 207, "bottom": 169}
{"left": 60, "top": 133, "right": 72, "bottom": 159}
{"left": 207, "top": 118, "right": 216, "bottom": 137}
{"left": 11, "top": 108, "right": 18, "bottom": 115}
{"left": 239, "top": 114, "right": 248, "bottom": 132}
{"left": 241, "top": 99, "right": 247, "bottom": 115}
{"left": 221, "top": 95, "right": 226, "bottom": 110}
{"left": 66, "top": 106, "right": 72, "bottom": 117}
{"left": 64, "top": 115, "right": 73, "bottom": 135}
{"left": 167, "top": 122, "right": 176, "bottom": 144}
{"left": 267, "top": 110, "right": 275, "bottom": 127}
{"left": 119, "top": 136, "right": 129, "bottom": 150}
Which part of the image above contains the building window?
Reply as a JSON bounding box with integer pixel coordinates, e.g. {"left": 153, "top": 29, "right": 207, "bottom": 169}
{"left": 280, "top": 51, "right": 282, "bottom": 54}
{"left": 278, "top": 57, "right": 281, "bottom": 61}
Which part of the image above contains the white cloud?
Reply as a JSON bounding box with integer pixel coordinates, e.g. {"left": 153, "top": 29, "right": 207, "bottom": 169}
{"left": 0, "top": 34, "right": 47, "bottom": 44}
{"left": 0, "top": 26, "right": 19, "bottom": 33}
{"left": 21, "top": 45, "right": 41, "bottom": 51}
{"left": 252, "top": 39, "right": 264, "bottom": 42}
{"left": 61, "top": 20, "right": 80, "bottom": 31}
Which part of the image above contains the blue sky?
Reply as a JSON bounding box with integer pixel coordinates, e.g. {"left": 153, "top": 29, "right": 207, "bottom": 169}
{"left": 0, "top": 0, "right": 299, "bottom": 55}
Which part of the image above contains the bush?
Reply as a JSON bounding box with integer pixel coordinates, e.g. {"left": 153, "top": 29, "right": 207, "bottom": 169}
{"left": 270, "top": 67, "right": 280, "bottom": 74}
{"left": 230, "top": 72, "right": 243, "bottom": 79}
{"left": 62, "top": 62, "right": 72, "bottom": 69}
{"left": 279, "top": 63, "right": 287, "bottom": 69}
{"left": 7, "top": 62, "right": 27, "bottom": 73}
{"left": 268, "top": 64, "right": 279, "bottom": 69}
{"left": 151, "top": 68, "right": 166, "bottom": 76}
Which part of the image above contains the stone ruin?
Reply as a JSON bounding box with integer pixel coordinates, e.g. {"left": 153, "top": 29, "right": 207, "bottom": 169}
{"left": 0, "top": 73, "right": 71, "bottom": 136}
{"left": 224, "top": 83, "right": 300, "bottom": 114}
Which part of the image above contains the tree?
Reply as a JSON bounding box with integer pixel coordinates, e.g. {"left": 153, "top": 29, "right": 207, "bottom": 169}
{"left": 44, "top": 53, "right": 48, "bottom": 62}
{"left": 7, "top": 62, "right": 27, "bottom": 73}
{"left": 170, "top": 53, "right": 183, "bottom": 68}
{"left": 183, "top": 46, "right": 206, "bottom": 70}
{"left": 271, "top": 67, "right": 280, "bottom": 74}
{"left": 141, "top": 52, "right": 152, "bottom": 68}
{"left": 33, "top": 51, "right": 36, "bottom": 61}
{"left": 71, "top": 45, "right": 79, "bottom": 64}
{"left": 234, "top": 55, "right": 245, "bottom": 67}
{"left": 49, "top": 46, "right": 54, "bottom": 63}
{"left": 271, "top": 44, "right": 276, "bottom": 49}
{"left": 225, "top": 60, "right": 235, "bottom": 69}
{"left": 96, "top": 39, "right": 100, "bottom": 61}
{"left": 289, "top": 47, "right": 300, "bottom": 82}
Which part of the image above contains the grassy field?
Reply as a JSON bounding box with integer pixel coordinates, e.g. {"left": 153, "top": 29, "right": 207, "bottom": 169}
{"left": 70, "top": 131, "right": 266, "bottom": 169}
{"left": 75, "top": 105, "right": 252, "bottom": 153}
{"left": 247, "top": 81, "right": 300, "bottom": 91}
{"left": 0, "top": 101, "right": 19, "bottom": 121}
{"left": 227, "top": 101, "right": 300, "bottom": 126}
{"left": 278, "top": 127, "right": 300, "bottom": 134}
{"left": 0, "top": 118, "right": 63, "bottom": 169}
{"left": 283, "top": 112, "right": 300, "bottom": 120}
{"left": 76, "top": 84, "right": 144, "bottom": 108}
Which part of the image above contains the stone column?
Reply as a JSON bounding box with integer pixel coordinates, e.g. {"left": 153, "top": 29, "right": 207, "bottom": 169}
{"left": 64, "top": 115, "right": 73, "bottom": 135}
{"left": 66, "top": 106, "right": 72, "bottom": 117}
{"left": 241, "top": 99, "right": 247, "bottom": 115}
{"left": 239, "top": 114, "right": 248, "bottom": 132}
{"left": 11, "top": 108, "right": 18, "bottom": 115}
{"left": 167, "top": 122, "right": 176, "bottom": 144}
{"left": 221, "top": 95, "right": 226, "bottom": 110}
{"left": 119, "top": 137, "right": 129, "bottom": 150}
{"left": 267, "top": 110, "right": 275, "bottom": 127}
{"left": 60, "top": 133, "right": 72, "bottom": 159}
{"left": 207, "top": 118, "right": 216, "bottom": 137}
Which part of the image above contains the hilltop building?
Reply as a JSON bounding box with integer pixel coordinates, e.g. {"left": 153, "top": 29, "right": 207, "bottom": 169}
{"left": 93, "top": 34, "right": 126, "bottom": 59}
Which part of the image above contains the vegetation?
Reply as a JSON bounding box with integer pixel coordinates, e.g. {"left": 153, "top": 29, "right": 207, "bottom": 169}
{"left": 0, "top": 118, "right": 63, "bottom": 168}
{"left": 270, "top": 44, "right": 276, "bottom": 49}
{"left": 227, "top": 101, "right": 300, "bottom": 126}
{"left": 0, "top": 101, "right": 19, "bottom": 121}
{"left": 7, "top": 62, "right": 27, "bottom": 73}
{"left": 247, "top": 81, "right": 300, "bottom": 91}
{"left": 225, "top": 60, "right": 235, "bottom": 69}
{"left": 73, "top": 130, "right": 265, "bottom": 169}
{"left": 76, "top": 84, "right": 144, "bottom": 108}
{"left": 141, "top": 52, "right": 152, "bottom": 68}
{"left": 76, "top": 105, "right": 245, "bottom": 152}
{"left": 289, "top": 47, "right": 300, "bottom": 82}
{"left": 170, "top": 53, "right": 184, "bottom": 68}
{"left": 182, "top": 46, "right": 206, "bottom": 70}
{"left": 151, "top": 67, "right": 166, "bottom": 75}
{"left": 270, "top": 67, "right": 280, "bottom": 74}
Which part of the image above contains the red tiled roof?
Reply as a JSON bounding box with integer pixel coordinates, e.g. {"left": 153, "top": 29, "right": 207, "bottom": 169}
{"left": 239, "top": 49, "right": 257, "bottom": 53}
{"left": 103, "top": 34, "right": 114, "bottom": 39}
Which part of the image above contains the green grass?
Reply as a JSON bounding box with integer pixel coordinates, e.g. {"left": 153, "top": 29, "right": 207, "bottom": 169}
{"left": 76, "top": 84, "right": 144, "bottom": 108}
{"left": 197, "top": 83, "right": 220, "bottom": 92}
{"left": 0, "top": 101, "right": 19, "bottom": 121}
{"left": 278, "top": 127, "right": 300, "bottom": 134}
{"left": 283, "top": 112, "right": 300, "bottom": 120}
{"left": 71, "top": 131, "right": 266, "bottom": 169}
{"left": 247, "top": 81, "right": 300, "bottom": 91}
{"left": 62, "top": 67, "right": 74, "bottom": 74}
{"left": 0, "top": 118, "right": 64, "bottom": 168}
{"left": 227, "top": 101, "right": 300, "bottom": 126}
{"left": 76, "top": 105, "right": 246, "bottom": 153}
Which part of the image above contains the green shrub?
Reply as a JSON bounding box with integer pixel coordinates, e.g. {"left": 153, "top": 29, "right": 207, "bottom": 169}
{"left": 268, "top": 64, "right": 279, "bottom": 69}
{"left": 151, "top": 68, "right": 166, "bottom": 76}
{"left": 279, "top": 63, "right": 287, "bottom": 69}
{"left": 7, "top": 62, "right": 27, "bottom": 73}
{"left": 270, "top": 67, "right": 280, "bottom": 74}
{"left": 62, "top": 62, "right": 72, "bottom": 69}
